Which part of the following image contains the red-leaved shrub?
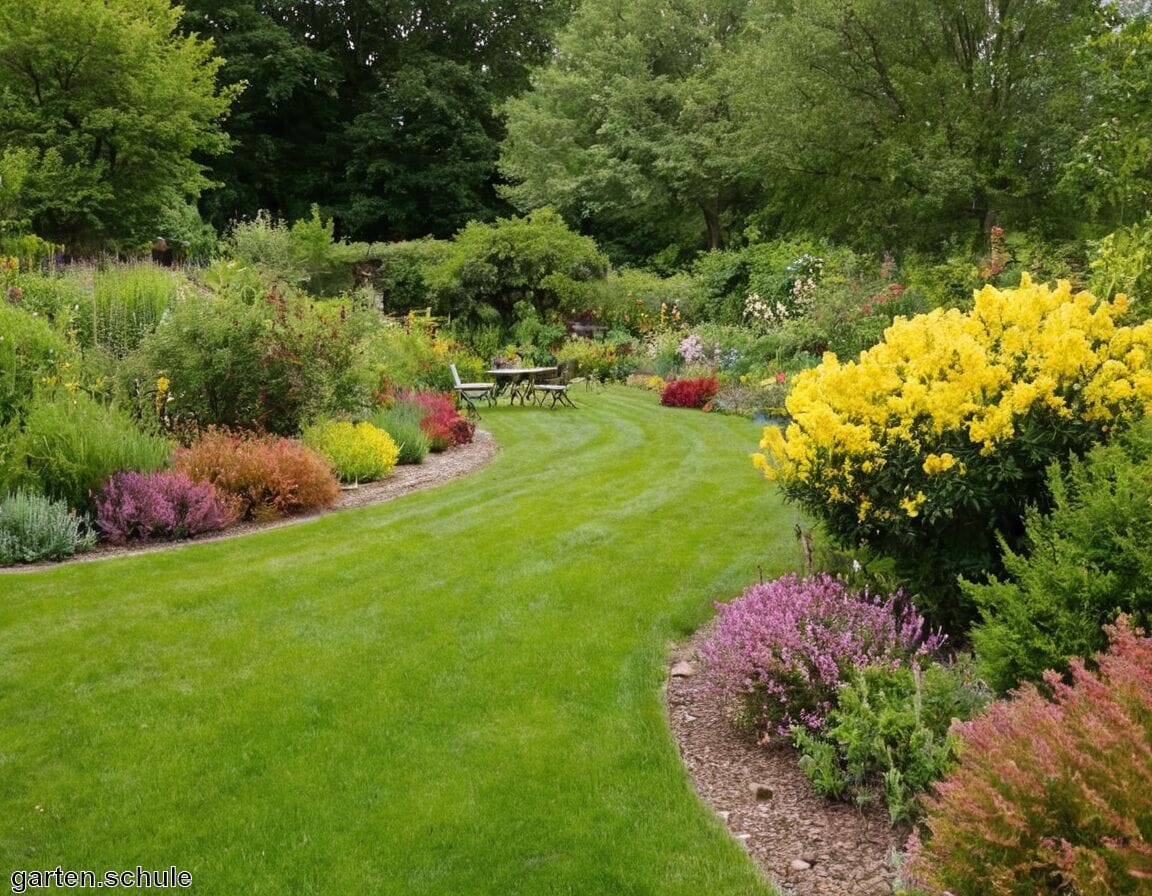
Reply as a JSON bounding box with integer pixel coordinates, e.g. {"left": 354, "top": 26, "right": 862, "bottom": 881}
{"left": 405, "top": 390, "right": 475, "bottom": 451}
{"left": 660, "top": 376, "right": 719, "bottom": 409}
{"left": 902, "top": 616, "right": 1152, "bottom": 895}
{"left": 173, "top": 428, "right": 340, "bottom": 521}
{"left": 96, "top": 470, "right": 234, "bottom": 543}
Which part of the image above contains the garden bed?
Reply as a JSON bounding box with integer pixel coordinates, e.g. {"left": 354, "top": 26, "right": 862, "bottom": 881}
{"left": 666, "top": 623, "right": 905, "bottom": 896}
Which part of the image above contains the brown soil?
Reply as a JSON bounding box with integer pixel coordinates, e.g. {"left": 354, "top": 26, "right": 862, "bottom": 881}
{"left": 666, "top": 623, "right": 908, "bottom": 895}
{"left": 8, "top": 427, "right": 907, "bottom": 894}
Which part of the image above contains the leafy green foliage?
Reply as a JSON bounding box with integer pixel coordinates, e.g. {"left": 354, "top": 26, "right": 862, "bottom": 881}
{"left": 123, "top": 287, "right": 376, "bottom": 435}
{"left": 0, "top": 0, "right": 234, "bottom": 249}
{"left": 966, "top": 420, "right": 1152, "bottom": 692}
{"left": 794, "top": 660, "right": 990, "bottom": 824}
{"left": 500, "top": 0, "right": 758, "bottom": 261}
{"left": 425, "top": 208, "right": 609, "bottom": 324}
{"left": 0, "top": 488, "right": 95, "bottom": 565}
{"left": 0, "top": 303, "right": 71, "bottom": 426}
{"left": 2, "top": 393, "right": 171, "bottom": 512}
{"left": 736, "top": 0, "right": 1102, "bottom": 250}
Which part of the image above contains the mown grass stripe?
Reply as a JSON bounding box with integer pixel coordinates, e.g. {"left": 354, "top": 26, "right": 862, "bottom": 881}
{"left": 0, "top": 386, "right": 798, "bottom": 895}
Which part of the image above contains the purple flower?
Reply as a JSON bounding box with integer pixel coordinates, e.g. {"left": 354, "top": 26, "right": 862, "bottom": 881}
{"left": 701, "top": 573, "right": 943, "bottom": 736}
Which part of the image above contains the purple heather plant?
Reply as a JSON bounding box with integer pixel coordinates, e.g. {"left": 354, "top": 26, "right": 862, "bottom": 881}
{"left": 96, "top": 470, "right": 233, "bottom": 544}
{"left": 701, "top": 573, "right": 943, "bottom": 737}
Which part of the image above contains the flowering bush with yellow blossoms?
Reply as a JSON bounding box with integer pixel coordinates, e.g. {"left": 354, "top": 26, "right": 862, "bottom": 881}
{"left": 753, "top": 275, "right": 1152, "bottom": 630}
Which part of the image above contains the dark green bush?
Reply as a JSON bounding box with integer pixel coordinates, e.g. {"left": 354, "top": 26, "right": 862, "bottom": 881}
{"left": 0, "top": 488, "right": 95, "bottom": 565}
{"left": 425, "top": 207, "right": 609, "bottom": 324}
{"left": 123, "top": 288, "right": 377, "bottom": 435}
{"left": 966, "top": 419, "right": 1152, "bottom": 693}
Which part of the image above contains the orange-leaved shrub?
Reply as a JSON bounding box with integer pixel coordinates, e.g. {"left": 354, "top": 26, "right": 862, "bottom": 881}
{"left": 901, "top": 616, "right": 1152, "bottom": 895}
{"left": 173, "top": 428, "right": 340, "bottom": 522}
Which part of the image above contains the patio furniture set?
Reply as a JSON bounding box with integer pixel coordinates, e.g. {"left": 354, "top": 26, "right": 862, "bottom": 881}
{"left": 450, "top": 363, "right": 578, "bottom": 416}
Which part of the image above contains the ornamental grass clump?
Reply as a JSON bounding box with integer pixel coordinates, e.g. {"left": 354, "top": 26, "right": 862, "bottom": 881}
{"left": 370, "top": 402, "right": 431, "bottom": 465}
{"left": 95, "top": 470, "right": 233, "bottom": 544}
{"left": 753, "top": 275, "right": 1152, "bottom": 631}
{"left": 901, "top": 617, "right": 1152, "bottom": 896}
{"left": 701, "top": 573, "right": 942, "bottom": 736}
{"left": 173, "top": 428, "right": 340, "bottom": 522}
{"left": 302, "top": 420, "right": 399, "bottom": 483}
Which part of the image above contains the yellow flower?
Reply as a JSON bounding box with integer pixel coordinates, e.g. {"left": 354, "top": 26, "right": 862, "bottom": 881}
{"left": 899, "top": 492, "right": 927, "bottom": 518}
{"left": 922, "top": 453, "right": 958, "bottom": 475}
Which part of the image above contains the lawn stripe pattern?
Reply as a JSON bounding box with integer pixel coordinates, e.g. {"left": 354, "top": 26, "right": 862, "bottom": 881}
{"left": 0, "top": 387, "right": 795, "bottom": 895}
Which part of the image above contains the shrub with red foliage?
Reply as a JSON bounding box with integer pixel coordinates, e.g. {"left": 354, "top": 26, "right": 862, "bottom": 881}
{"left": 96, "top": 470, "right": 234, "bottom": 543}
{"left": 404, "top": 390, "right": 475, "bottom": 451}
{"left": 173, "top": 428, "right": 340, "bottom": 521}
{"left": 902, "top": 616, "right": 1152, "bottom": 895}
{"left": 660, "top": 376, "right": 719, "bottom": 409}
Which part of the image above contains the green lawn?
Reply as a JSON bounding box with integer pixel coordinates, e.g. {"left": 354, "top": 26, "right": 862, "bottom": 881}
{"left": 1, "top": 386, "right": 800, "bottom": 895}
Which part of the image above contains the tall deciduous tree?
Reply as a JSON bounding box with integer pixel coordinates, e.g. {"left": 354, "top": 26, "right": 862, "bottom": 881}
{"left": 500, "top": 0, "right": 760, "bottom": 263}
{"left": 736, "top": 0, "right": 1105, "bottom": 250}
{"left": 0, "top": 0, "right": 234, "bottom": 250}
{"left": 182, "top": 0, "right": 573, "bottom": 242}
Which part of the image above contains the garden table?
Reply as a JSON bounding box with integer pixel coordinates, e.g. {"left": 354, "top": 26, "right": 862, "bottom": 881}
{"left": 486, "top": 367, "right": 557, "bottom": 405}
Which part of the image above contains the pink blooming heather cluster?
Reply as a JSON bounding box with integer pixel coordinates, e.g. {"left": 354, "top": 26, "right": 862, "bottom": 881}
{"left": 96, "top": 470, "right": 233, "bottom": 544}
{"left": 903, "top": 616, "right": 1152, "bottom": 895}
{"left": 702, "top": 573, "right": 943, "bottom": 736}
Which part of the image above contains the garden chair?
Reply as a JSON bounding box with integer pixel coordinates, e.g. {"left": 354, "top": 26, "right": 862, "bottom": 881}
{"left": 530, "top": 362, "right": 577, "bottom": 408}
{"left": 450, "top": 363, "right": 496, "bottom": 417}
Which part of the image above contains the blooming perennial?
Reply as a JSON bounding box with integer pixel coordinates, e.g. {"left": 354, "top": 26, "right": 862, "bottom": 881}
{"left": 702, "top": 573, "right": 942, "bottom": 736}
{"left": 752, "top": 277, "right": 1152, "bottom": 603}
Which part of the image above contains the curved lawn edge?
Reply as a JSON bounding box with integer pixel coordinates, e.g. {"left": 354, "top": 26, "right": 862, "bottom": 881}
{"left": 0, "top": 386, "right": 798, "bottom": 895}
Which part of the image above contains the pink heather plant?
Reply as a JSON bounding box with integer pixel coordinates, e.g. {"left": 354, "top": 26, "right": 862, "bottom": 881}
{"left": 702, "top": 573, "right": 943, "bottom": 737}
{"left": 96, "top": 470, "right": 233, "bottom": 544}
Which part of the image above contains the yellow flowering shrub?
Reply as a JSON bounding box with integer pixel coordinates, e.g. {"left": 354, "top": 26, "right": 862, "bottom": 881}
{"left": 301, "top": 420, "right": 399, "bottom": 484}
{"left": 754, "top": 275, "right": 1152, "bottom": 629}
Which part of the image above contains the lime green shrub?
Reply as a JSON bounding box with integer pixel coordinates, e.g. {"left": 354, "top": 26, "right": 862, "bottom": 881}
{"left": 966, "top": 419, "right": 1152, "bottom": 692}
{"left": 302, "top": 420, "right": 399, "bottom": 483}
{"left": 2, "top": 393, "right": 171, "bottom": 512}
{"left": 902, "top": 617, "right": 1152, "bottom": 895}
{"left": 0, "top": 488, "right": 95, "bottom": 565}
{"left": 754, "top": 275, "right": 1152, "bottom": 630}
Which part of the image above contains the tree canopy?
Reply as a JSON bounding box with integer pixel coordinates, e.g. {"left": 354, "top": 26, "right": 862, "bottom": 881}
{"left": 180, "top": 0, "right": 575, "bottom": 242}
{"left": 0, "top": 0, "right": 234, "bottom": 250}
